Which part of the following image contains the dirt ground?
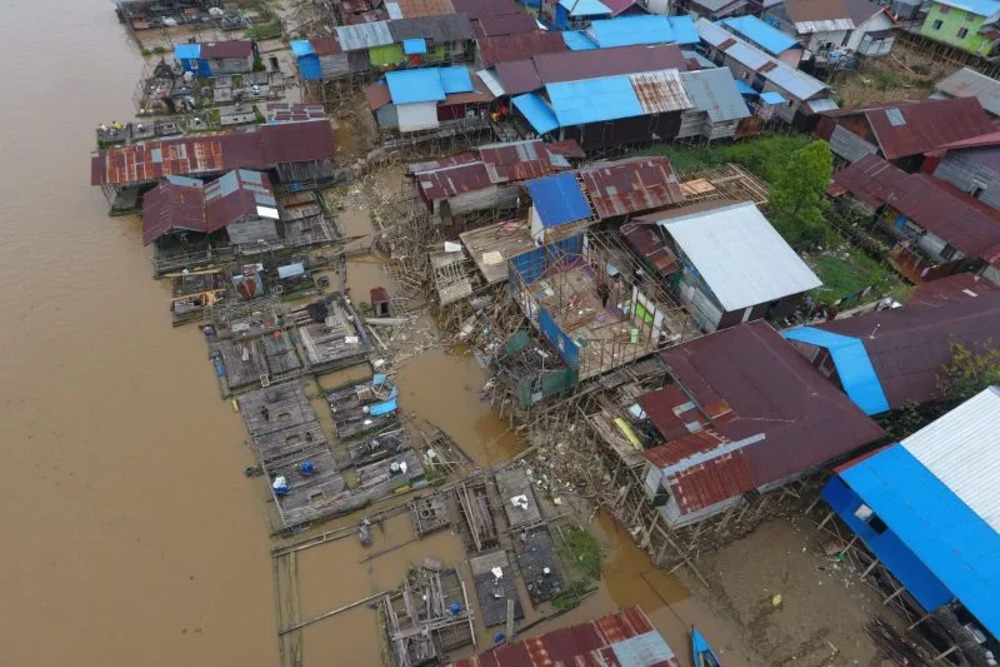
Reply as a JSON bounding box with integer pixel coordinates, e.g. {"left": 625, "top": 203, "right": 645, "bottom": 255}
{"left": 828, "top": 41, "right": 958, "bottom": 109}
{"left": 695, "top": 518, "right": 897, "bottom": 667}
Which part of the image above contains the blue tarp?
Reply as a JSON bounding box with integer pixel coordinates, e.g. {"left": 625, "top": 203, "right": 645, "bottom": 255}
{"left": 782, "top": 327, "right": 890, "bottom": 415}
{"left": 667, "top": 15, "right": 699, "bottom": 45}
{"left": 277, "top": 262, "right": 306, "bottom": 279}
{"left": 760, "top": 91, "right": 787, "bottom": 105}
{"left": 385, "top": 69, "right": 446, "bottom": 104}
{"left": 439, "top": 66, "right": 473, "bottom": 94}
{"left": 525, "top": 173, "right": 592, "bottom": 228}
{"left": 721, "top": 15, "right": 798, "bottom": 56}
{"left": 827, "top": 446, "right": 1000, "bottom": 637}
{"left": 402, "top": 38, "right": 427, "bottom": 54}
{"left": 290, "top": 39, "right": 315, "bottom": 57}
{"left": 372, "top": 373, "right": 388, "bottom": 387}
{"left": 558, "top": 0, "right": 612, "bottom": 16}
{"left": 734, "top": 80, "right": 757, "bottom": 95}
{"left": 540, "top": 308, "right": 580, "bottom": 368}
{"left": 546, "top": 74, "right": 644, "bottom": 126}
{"left": 587, "top": 16, "right": 673, "bottom": 48}
{"left": 512, "top": 93, "right": 560, "bottom": 134}
{"left": 369, "top": 398, "right": 398, "bottom": 417}
{"left": 562, "top": 30, "right": 599, "bottom": 50}
{"left": 174, "top": 43, "right": 201, "bottom": 60}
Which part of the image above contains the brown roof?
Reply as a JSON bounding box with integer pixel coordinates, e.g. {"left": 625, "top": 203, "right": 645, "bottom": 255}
{"left": 407, "top": 153, "right": 478, "bottom": 175}
{"left": 414, "top": 162, "right": 493, "bottom": 201}
{"left": 621, "top": 222, "right": 680, "bottom": 275}
{"left": 823, "top": 97, "right": 994, "bottom": 160}
{"left": 547, "top": 139, "right": 586, "bottom": 159}
{"left": 200, "top": 40, "right": 253, "bottom": 59}
{"left": 365, "top": 82, "right": 392, "bottom": 110}
{"left": 810, "top": 272, "right": 1000, "bottom": 409}
{"left": 579, "top": 157, "right": 685, "bottom": 219}
{"left": 785, "top": 0, "right": 851, "bottom": 23}
{"left": 841, "top": 0, "right": 885, "bottom": 25}
{"left": 395, "top": 0, "right": 455, "bottom": 17}
{"left": 636, "top": 383, "right": 706, "bottom": 441}
{"left": 532, "top": 43, "right": 687, "bottom": 83}
{"left": 477, "top": 31, "right": 567, "bottom": 67}
{"left": 310, "top": 35, "right": 343, "bottom": 56}
{"left": 142, "top": 178, "right": 209, "bottom": 245}
{"left": 832, "top": 154, "right": 1000, "bottom": 258}
{"left": 473, "top": 12, "right": 540, "bottom": 38}
{"left": 494, "top": 59, "right": 544, "bottom": 95}
{"left": 91, "top": 121, "right": 335, "bottom": 186}
{"left": 650, "top": 321, "right": 883, "bottom": 514}
{"left": 451, "top": 0, "right": 524, "bottom": 18}
{"left": 449, "top": 606, "right": 679, "bottom": 667}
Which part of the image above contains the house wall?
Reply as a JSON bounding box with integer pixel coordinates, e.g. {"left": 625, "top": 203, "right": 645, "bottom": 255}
{"left": 802, "top": 29, "right": 850, "bottom": 54}
{"left": 563, "top": 111, "right": 683, "bottom": 150}
{"left": 920, "top": 2, "right": 992, "bottom": 55}
{"left": 932, "top": 148, "right": 1000, "bottom": 212}
{"left": 375, "top": 104, "right": 399, "bottom": 129}
{"left": 677, "top": 268, "right": 726, "bottom": 332}
{"left": 846, "top": 13, "right": 895, "bottom": 55}
{"left": 880, "top": 208, "right": 965, "bottom": 263}
{"left": 396, "top": 101, "right": 439, "bottom": 132}
{"left": 657, "top": 489, "right": 744, "bottom": 528}
{"left": 369, "top": 44, "right": 406, "bottom": 68}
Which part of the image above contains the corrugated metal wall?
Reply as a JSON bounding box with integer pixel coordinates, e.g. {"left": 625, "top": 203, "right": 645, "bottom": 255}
{"left": 933, "top": 152, "right": 1000, "bottom": 212}
{"left": 539, "top": 307, "right": 580, "bottom": 368}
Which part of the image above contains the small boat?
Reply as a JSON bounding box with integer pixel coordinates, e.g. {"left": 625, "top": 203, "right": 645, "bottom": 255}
{"left": 692, "top": 627, "right": 722, "bottom": 667}
{"left": 358, "top": 518, "right": 372, "bottom": 547}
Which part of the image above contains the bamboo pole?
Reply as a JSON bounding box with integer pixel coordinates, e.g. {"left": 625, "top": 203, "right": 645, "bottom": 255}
{"left": 279, "top": 591, "right": 388, "bottom": 635}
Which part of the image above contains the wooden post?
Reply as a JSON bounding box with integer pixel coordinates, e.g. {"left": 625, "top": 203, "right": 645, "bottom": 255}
{"left": 883, "top": 584, "right": 907, "bottom": 606}
{"left": 838, "top": 534, "right": 858, "bottom": 557}
{"left": 505, "top": 598, "right": 515, "bottom": 641}
{"left": 860, "top": 556, "right": 881, "bottom": 579}
{"left": 279, "top": 590, "right": 387, "bottom": 635}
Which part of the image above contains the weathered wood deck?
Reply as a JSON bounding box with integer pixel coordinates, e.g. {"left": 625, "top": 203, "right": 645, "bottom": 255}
{"left": 238, "top": 382, "right": 316, "bottom": 438}
{"left": 469, "top": 551, "right": 523, "bottom": 628}
{"left": 493, "top": 466, "right": 542, "bottom": 529}
{"left": 513, "top": 528, "right": 565, "bottom": 605}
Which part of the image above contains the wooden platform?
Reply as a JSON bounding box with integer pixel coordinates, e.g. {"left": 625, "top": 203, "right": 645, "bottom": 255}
{"left": 460, "top": 219, "right": 535, "bottom": 285}
{"left": 261, "top": 332, "right": 302, "bottom": 377}
{"left": 456, "top": 478, "right": 499, "bottom": 555}
{"left": 410, "top": 493, "right": 451, "bottom": 537}
{"left": 348, "top": 427, "right": 411, "bottom": 468}
{"left": 514, "top": 528, "right": 565, "bottom": 605}
{"left": 267, "top": 446, "right": 349, "bottom": 528}
{"left": 295, "top": 296, "right": 371, "bottom": 370}
{"left": 354, "top": 449, "right": 425, "bottom": 502}
{"left": 254, "top": 420, "right": 329, "bottom": 467}
{"left": 216, "top": 339, "right": 266, "bottom": 391}
{"left": 469, "top": 551, "right": 524, "bottom": 628}
{"left": 493, "top": 466, "right": 542, "bottom": 529}
{"left": 238, "top": 382, "right": 316, "bottom": 437}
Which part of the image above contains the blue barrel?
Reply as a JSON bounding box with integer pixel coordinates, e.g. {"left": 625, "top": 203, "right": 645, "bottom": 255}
{"left": 449, "top": 602, "right": 461, "bottom": 616}
{"left": 493, "top": 632, "right": 506, "bottom": 644}
{"left": 301, "top": 461, "right": 314, "bottom": 475}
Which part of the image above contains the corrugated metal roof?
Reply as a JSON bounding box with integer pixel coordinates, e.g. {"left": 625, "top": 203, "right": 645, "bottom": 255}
{"left": 831, "top": 154, "right": 1000, "bottom": 257}
{"left": 547, "top": 74, "right": 645, "bottom": 125}
{"left": 765, "top": 60, "right": 828, "bottom": 100}
{"left": 841, "top": 0, "right": 884, "bottom": 24}
{"left": 389, "top": 14, "right": 475, "bottom": 42}
{"left": 532, "top": 44, "right": 688, "bottom": 83}
{"left": 585, "top": 15, "right": 675, "bottom": 48}
{"left": 336, "top": 21, "right": 394, "bottom": 50}
{"left": 200, "top": 40, "right": 253, "bottom": 59}
{"left": 562, "top": 30, "right": 599, "bottom": 50}
{"left": 784, "top": 0, "right": 852, "bottom": 24}
{"left": 416, "top": 162, "right": 493, "bottom": 200}
{"left": 402, "top": 38, "right": 427, "bottom": 54}
{"left": 812, "top": 273, "right": 1000, "bottom": 409}
{"left": 680, "top": 68, "right": 750, "bottom": 122}
{"left": 902, "top": 386, "right": 1000, "bottom": 532}
{"left": 496, "top": 59, "right": 544, "bottom": 95}
{"left": 657, "top": 202, "right": 821, "bottom": 311}
{"left": 558, "top": 0, "right": 614, "bottom": 16}
{"left": 935, "top": 67, "right": 1000, "bottom": 117}
{"left": 580, "top": 157, "right": 684, "bottom": 219}
{"left": 691, "top": 0, "right": 749, "bottom": 12}
{"left": 385, "top": 68, "right": 447, "bottom": 103}
{"left": 473, "top": 12, "right": 539, "bottom": 38}
{"left": 635, "top": 383, "right": 704, "bottom": 441}
{"left": 512, "top": 92, "right": 559, "bottom": 133}
{"left": 668, "top": 15, "right": 700, "bottom": 44}
{"left": 760, "top": 90, "right": 787, "bottom": 105}
{"left": 477, "top": 31, "right": 567, "bottom": 67}
{"left": 524, "top": 173, "right": 592, "bottom": 227}
{"left": 395, "top": 0, "right": 455, "bottom": 17}
{"left": 386, "top": 2, "right": 404, "bottom": 19}
{"left": 629, "top": 69, "right": 694, "bottom": 113}
{"left": 440, "top": 66, "right": 474, "bottom": 93}
{"left": 697, "top": 16, "right": 737, "bottom": 46}
{"left": 836, "top": 422, "right": 1000, "bottom": 636}
{"left": 659, "top": 320, "right": 884, "bottom": 498}
{"left": 476, "top": 68, "right": 506, "bottom": 96}
{"left": 452, "top": 0, "right": 524, "bottom": 18}
{"left": 934, "top": 0, "right": 1000, "bottom": 16}
{"left": 805, "top": 97, "right": 837, "bottom": 112}
{"left": 720, "top": 15, "right": 798, "bottom": 55}
{"left": 783, "top": 327, "right": 889, "bottom": 415}
{"left": 598, "top": 0, "right": 638, "bottom": 13}
{"left": 449, "top": 606, "right": 679, "bottom": 667}
{"left": 142, "top": 177, "right": 208, "bottom": 244}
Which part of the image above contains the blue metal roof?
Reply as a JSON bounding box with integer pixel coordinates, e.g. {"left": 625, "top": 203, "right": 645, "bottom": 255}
{"left": 385, "top": 69, "right": 446, "bottom": 104}
{"left": 586, "top": 16, "right": 673, "bottom": 47}
{"left": 782, "top": 327, "right": 890, "bottom": 415}
{"left": 831, "top": 445, "right": 1000, "bottom": 636}
{"left": 174, "top": 43, "right": 201, "bottom": 60}
{"left": 512, "top": 93, "right": 560, "bottom": 134}
{"left": 558, "top": 0, "right": 613, "bottom": 16}
{"left": 402, "top": 38, "right": 427, "bottom": 54}
{"left": 760, "top": 91, "right": 787, "bottom": 104}
{"left": 667, "top": 15, "right": 699, "bottom": 45}
{"left": 562, "top": 30, "right": 599, "bottom": 50}
{"left": 721, "top": 15, "right": 798, "bottom": 56}
{"left": 610, "top": 630, "right": 677, "bottom": 665}
{"left": 546, "top": 74, "right": 644, "bottom": 126}
{"left": 290, "top": 39, "right": 315, "bottom": 57}
{"left": 935, "top": 0, "right": 1000, "bottom": 16}
{"left": 439, "top": 66, "right": 473, "bottom": 94}
{"left": 525, "top": 173, "right": 592, "bottom": 228}
{"left": 734, "top": 80, "right": 757, "bottom": 95}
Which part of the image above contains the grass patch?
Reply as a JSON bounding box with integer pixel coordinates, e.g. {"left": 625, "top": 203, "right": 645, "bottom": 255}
{"left": 638, "top": 134, "right": 812, "bottom": 181}
{"left": 559, "top": 526, "right": 604, "bottom": 580}
{"left": 551, "top": 580, "right": 594, "bottom": 611}
{"left": 247, "top": 19, "right": 283, "bottom": 40}
{"left": 806, "top": 242, "right": 909, "bottom": 306}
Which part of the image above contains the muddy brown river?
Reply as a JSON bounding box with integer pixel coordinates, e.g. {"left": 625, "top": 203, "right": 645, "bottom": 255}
{"left": 0, "top": 2, "right": 759, "bottom": 665}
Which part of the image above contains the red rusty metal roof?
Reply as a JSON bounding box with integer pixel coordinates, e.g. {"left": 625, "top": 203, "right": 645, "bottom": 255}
{"left": 532, "top": 44, "right": 687, "bottom": 84}
{"left": 832, "top": 154, "right": 1000, "bottom": 258}
{"left": 365, "top": 82, "right": 392, "bottom": 110}
{"left": 635, "top": 383, "right": 703, "bottom": 442}
{"left": 414, "top": 161, "right": 493, "bottom": 201}
{"left": 310, "top": 34, "right": 343, "bottom": 56}
{"left": 200, "top": 40, "right": 253, "bottom": 59}
{"left": 579, "top": 157, "right": 685, "bottom": 219}
{"left": 452, "top": 0, "right": 524, "bottom": 18}
{"left": 396, "top": 0, "right": 455, "bottom": 17}
{"left": 495, "top": 59, "right": 544, "bottom": 95}
{"left": 598, "top": 0, "right": 638, "bottom": 14}
{"left": 621, "top": 222, "right": 680, "bottom": 275}
{"left": 478, "top": 31, "right": 568, "bottom": 67}
{"left": 656, "top": 320, "right": 884, "bottom": 514}
{"left": 142, "top": 178, "right": 209, "bottom": 245}
{"left": 825, "top": 97, "right": 993, "bottom": 160}
{"left": 448, "top": 606, "right": 679, "bottom": 667}
{"left": 407, "top": 152, "right": 478, "bottom": 175}
{"left": 92, "top": 121, "right": 336, "bottom": 186}
{"left": 547, "top": 139, "right": 586, "bottom": 159}
{"left": 473, "top": 12, "right": 540, "bottom": 37}
{"left": 934, "top": 128, "right": 1000, "bottom": 153}
{"left": 812, "top": 272, "right": 1000, "bottom": 409}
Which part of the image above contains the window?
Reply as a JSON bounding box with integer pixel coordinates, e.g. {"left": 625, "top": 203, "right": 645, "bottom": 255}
{"left": 940, "top": 244, "right": 959, "bottom": 260}
{"left": 958, "top": 27, "right": 969, "bottom": 38}
{"left": 869, "top": 515, "right": 888, "bottom": 535}
{"left": 854, "top": 504, "right": 889, "bottom": 535}
{"left": 966, "top": 11, "right": 976, "bottom": 20}
{"left": 932, "top": 19, "right": 943, "bottom": 29}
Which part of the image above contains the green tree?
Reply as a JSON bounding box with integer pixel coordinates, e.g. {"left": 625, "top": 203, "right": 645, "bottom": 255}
{"left": 937, "top": 343, "right": 1000, "bottom": 403}
{"left": 768, "top": 140, "right": 834, "bottom": 250}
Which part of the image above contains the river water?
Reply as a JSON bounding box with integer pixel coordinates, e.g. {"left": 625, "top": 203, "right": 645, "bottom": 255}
{"left": 0, "top": 3, "right": 760, "bottom": 665}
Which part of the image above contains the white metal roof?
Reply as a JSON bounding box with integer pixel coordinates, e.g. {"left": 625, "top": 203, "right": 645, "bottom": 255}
{"left": 477, "top": 69, "right": 506, "bottom": 97}
{"left": 336, "top": 21, "right": 394, "bottom": 51}
{"left": 793, "top": 18, "right": 855, "bottom": 33}
{"left": 658, "top": 202, "right": 821, "bottom": 311}
{"left": 901, "top": 386, "right": 1000, "bottom": 532}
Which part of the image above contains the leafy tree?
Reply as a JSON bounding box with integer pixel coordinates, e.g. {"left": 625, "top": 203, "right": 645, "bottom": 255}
{"left": 937, "top": 343, "right": 1000, "bottom": 403}
{"left": 768, "top": 140, "right": 834, "bottom": 250}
